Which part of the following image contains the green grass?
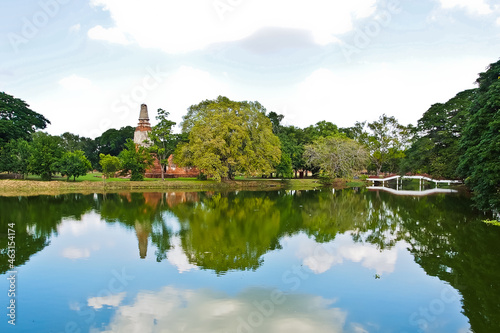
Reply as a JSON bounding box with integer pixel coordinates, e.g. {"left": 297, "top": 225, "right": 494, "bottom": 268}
{"left": 23, "top": 172, "right": 204, "bottom": 183}
{"left": 346, "top": 181, "right": 366, "bottom": 187}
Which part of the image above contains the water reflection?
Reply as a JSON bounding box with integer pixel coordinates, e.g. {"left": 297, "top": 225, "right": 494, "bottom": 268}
{"left": 91, "top": 287, "right": 353, "bottom": 333}
{"left": 1, "top": 189, "right": 499, "bottom": 331}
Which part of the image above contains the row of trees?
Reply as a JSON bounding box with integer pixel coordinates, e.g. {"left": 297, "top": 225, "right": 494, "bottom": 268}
{"left": 1, "top": 59, "right": 498, "bottom": 209}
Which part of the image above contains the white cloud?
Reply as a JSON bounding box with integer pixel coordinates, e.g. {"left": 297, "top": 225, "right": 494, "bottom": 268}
{"left": 88, "top": 292, "right": 126, "bottom": 309}
{"left": 58, "top": 213, "right": 107, "bottom": 237}
{"left": 296, "top": 234, "right": 400, "bottom": 275}
{"left": 87, "top": 25, "right": 132, "bottom": 45}
{"left": 59, "top": 74, "right": 93, "bottom": 91}
{"left": 61, "top": 247, "right": 91, "bottom": 259}
{"left": 496, "top": 16, "right": 500, "bottom": 25}
{"left": 279, "top": 57, "right": 489, "bottom": 128}
{"left": 88, "top": 0, "right": 378, "bottom": 53}
{"left": 96, "top": 286, "right": 351, "bottom": 333}
{"left": 144, "top": 65, "right": 232, "bottom": 131}
{"left": 69, "top": 23, "right": 81, "bottom": 33}
{"left": 438, "top": 0, "right": 493, "bottom": 15}
{"left": 166, "top": 236, "right": 198, "bottom": 273}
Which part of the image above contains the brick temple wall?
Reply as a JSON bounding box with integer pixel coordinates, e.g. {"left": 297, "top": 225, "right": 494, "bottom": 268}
{"left": 145, "top": 154, "right": 199, "bottom": 178}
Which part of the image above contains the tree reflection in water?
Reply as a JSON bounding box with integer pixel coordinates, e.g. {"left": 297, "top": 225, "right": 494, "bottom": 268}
{"left": 1, "top": 188, "right": 498, "bottom": 331}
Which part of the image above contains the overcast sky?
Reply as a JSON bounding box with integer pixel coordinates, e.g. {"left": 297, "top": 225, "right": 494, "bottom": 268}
{"left": 1, "top": 0, "right": 499, "bottom": 138}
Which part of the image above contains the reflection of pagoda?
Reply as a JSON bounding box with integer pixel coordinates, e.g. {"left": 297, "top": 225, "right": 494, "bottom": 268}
{"left": 133, "top": 104, "right": 199, "bottom": 178}
{"left": 135, "top": 222, "right": 149, "bottom": 259}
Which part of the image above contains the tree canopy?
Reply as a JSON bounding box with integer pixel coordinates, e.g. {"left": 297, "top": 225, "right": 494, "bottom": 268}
{"left": 304, "top": 136, "right": 369, "bottom": 180}
{"left": 29, "top": 132, "right": 64, "bottom": 181}
{"left": 0, "top": 92, "right": 50, "bottom": 145}
{"left": 458, "top": 59, "right": 500, "bottom": 210}
{"left": 59, "top": 150, "right": 92, "bottom": 181}
{"left": 119, "top": 139, "right": 154, "bottom": 181}
{"left": 148, "top": 108, "right": 176, "bottom": 180}
{"left": 175, "top": 96, "right": 281, "bottom": 181}
{"left": 361, "top": 114, "right": 411, "bottom": 175}
{"left": 403, "top": 89, "right": 475, "bottom": 178}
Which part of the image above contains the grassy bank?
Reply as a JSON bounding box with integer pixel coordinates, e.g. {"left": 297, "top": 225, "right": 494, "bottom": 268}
{"left": 0, "top": 173, "right": 331, "bottom": 196}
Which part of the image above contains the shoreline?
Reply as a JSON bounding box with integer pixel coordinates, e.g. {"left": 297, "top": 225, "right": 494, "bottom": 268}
{"left": 0, "top": 179, "right": 328, "bottom": 196}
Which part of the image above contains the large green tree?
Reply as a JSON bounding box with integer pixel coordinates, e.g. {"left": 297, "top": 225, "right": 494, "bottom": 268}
{"left": 119, "top": 139, "right": 154, "bottom": 181}
{"left": 0, "top": 92, "right": 50, "bottom": 145}
{"left": 59, "top": 150, "right": 92, "bottom": 181}
{"left": 361, "top": 114, "right": 411, "bottom": 175}
{"left": 403, "top": 89, "right": 475, "bottom": 178}
{"left": 175, "top": 96, "right": 281, "bottom": 181}
{"left": 304, "top": 136, "right": 369, "bottom": 180}
{"left": 458, "top": 59, "right": 500, "bottom": 210}
{"left": 29, "top": 132, "right": 64, "bottom": 181}
{"left": 148, "top": 108, "right": 176, "bottom": 180}
{"left": 4, "top": 139, "right": 31, "bottom": 178}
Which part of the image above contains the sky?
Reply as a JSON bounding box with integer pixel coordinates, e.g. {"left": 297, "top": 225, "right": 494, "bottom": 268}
{"left": 1, "top": 0, "right": 499, "bottom": 138}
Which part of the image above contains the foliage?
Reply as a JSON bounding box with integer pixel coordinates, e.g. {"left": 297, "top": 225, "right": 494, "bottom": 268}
{"left": 29, "top": 132, "right": 64, "bottom": 181}
{"left": 304, "top": 136, "right": 369, "bottom": 180}
{"left": 3, "top": 139, "right": 32, "bottom": 178}
{"left": 119, "top": 139, "right": 154, "bottom": 181}
{"left": 0, "top": 92, "right": 50, "bottom": 145}
{"left": 303, "top": 120, "right": 339, "bottom": 141}
{"left": 99, "top": 154, "right": 121, "bottom": 179}
{"left": 148, "top": 108, "right": 176, "bottom": 180}
{"left": 402, "top": 89, "right": 475, "bottom": 178}
{"left": 96, "top": 126, "right": 134, "bottom": 157}
{"left": 361, "top": 114, "right": 411, "bottom": 175}
{"left": 59, "top": 150, "right": 92, "bottom": 181}
{"left": 482, "top": 219, "right": 500, "bottom": 226}
{"left": 276, "top": 152, "right": 293, "bottom": 178}
{"left": 60, "top": 132, "right": 99, "bottom": 170}
{"left": 175, "top": 96, "right": 281, "bottom": 181}
{"left": 458, "top": 59, "right": 500, "bottom": 210}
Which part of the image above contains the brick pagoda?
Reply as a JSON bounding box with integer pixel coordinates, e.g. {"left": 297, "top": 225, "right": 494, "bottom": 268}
{"left": 133, "top": 104, "right": 199, "bottom": 178}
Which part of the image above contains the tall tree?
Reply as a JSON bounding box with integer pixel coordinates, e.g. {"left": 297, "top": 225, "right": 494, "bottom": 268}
{"left": 148, "top": 108, "right": 176, "bottom": 180}
{"left": 0, "top": 92, "right": 50, "bottom": 145}
{"left": 362, "top": 114, "right": 410, "bottom": 175}
{"left": 0, "top": 139, "right": 31, "bottom": 178}
{"left": 29, "top": 132, "right": 63, "bottom": 181}
{"left": 458, "top": 59, "right": 500, "bottom": 210}
{"left": 8, "top": 139, "right": 31, "bottom": 179}
{"left": 175, "top": 96, "right": 281, "bottom": 181}
{"left": 403, "top": 89, "right": 475, "bottom": 178}
{"left": 119, "top": 139, "right": 154, "bottom": 181}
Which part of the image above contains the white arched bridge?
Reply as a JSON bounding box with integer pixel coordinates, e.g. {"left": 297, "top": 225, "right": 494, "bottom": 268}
{"left": 367, "top": 175, "right": 462, "bottom": 196}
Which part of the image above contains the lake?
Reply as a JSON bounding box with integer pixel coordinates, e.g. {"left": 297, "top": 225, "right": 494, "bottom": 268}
{"left": 1, "top": 187, "right": 499, "bottom": 332}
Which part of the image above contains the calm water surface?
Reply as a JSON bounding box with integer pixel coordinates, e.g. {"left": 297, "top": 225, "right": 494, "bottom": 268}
{"left": 1, "top": 188, "right": 499, "bottom": 332}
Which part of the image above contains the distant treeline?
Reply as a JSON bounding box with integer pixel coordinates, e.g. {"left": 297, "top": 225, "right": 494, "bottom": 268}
{"left": 0, "top": 58, "right": 498, "bottom": 210}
